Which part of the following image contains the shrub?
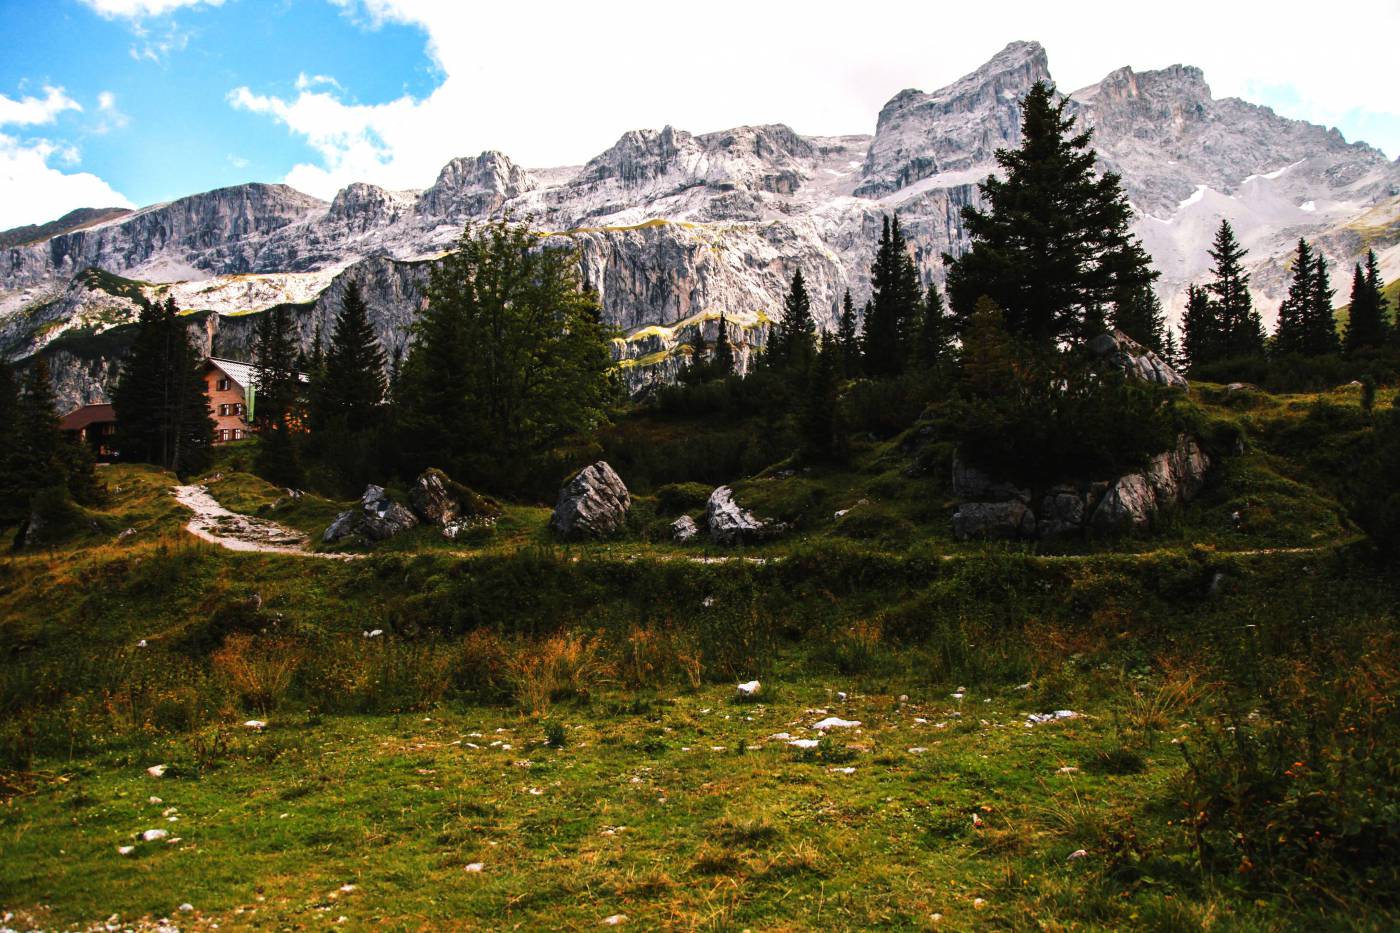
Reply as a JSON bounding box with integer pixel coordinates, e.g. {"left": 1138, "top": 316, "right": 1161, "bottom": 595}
{"left": 617, "top": 625, "right": 703, "bottom": 690}
{"left": 1179, "top": 630, "right": 1400, "bottom": 902}
{"left": 508, "top": 632, "right": 610, "bottom": 714}
{"left": 211, "top": 634, "right": 304, "bottom": 713}
{"left": 654, "top": 482, "right": 713, "bottom": 516}
{"left": 452, "top": 628, "right": 513, "bottom": 702}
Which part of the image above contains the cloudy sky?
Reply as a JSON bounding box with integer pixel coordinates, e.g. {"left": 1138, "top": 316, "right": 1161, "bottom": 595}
{"left": 2, "top": 0, "right": 1398, "bottom": 228}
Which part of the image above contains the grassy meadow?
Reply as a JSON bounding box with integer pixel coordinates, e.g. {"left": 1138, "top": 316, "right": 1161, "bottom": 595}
{"left": 1, "top": 381, "right": 1397, "bottom": 930}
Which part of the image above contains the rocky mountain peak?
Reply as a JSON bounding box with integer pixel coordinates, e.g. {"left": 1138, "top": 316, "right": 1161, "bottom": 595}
{"left": 578, "top": 126, "right": 695, "bottom": 188}
{"left": 856, "top": 40, "right": 1050, "bottom": 197}
{"left": 418, "top": 150, "right": 535, "bottom": 220}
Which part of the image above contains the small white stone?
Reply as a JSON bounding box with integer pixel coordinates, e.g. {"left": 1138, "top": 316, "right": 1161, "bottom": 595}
{"left": 178, "top": 903, "right": 194, "bottom": 913}
{"left": 736, "top": 680, "right": 761, "bottom": 696}
{"left": 465, "top": 862, "right": 484, "bottom": 872}
{"left": 148, "top": 796, "right": 162, "bottom": 804}
{"left": 141, "top": 829, "right": 168, "bottom": 841}
{"left": 602, "top": 915, "right": 627, "bottom": 926}
{"left": 787, "top": 738, "right": 820, "bottom": 750}
{"left": 244, "top": 720, "right": 266, "bottom": 731}
{"left": 812, "top": 717, "right": 860, "bottom": 730}
{"left": 117, "top": 845, "right": 135, "bottom": 855}
{"left": 908, "top": 747, "right": 928, "bottom": 754}
{"left": 973, "top": 897, "right": 987, "bottom": 910}
{"left": 146, "top": 764, "right": 167, "bottom": 777}
{"left": 1068, "top": 849, "right": 1088, "bottom": 860}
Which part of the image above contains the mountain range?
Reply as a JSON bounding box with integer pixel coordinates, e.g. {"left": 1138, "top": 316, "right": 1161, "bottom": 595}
{"left": 4, "top": 40, "right": 1397, "bottom": 409}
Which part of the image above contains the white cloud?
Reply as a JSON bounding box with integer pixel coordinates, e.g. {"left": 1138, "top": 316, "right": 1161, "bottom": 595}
{"left": 0, "top": 134, "right": 134, "bottom": 228}
{"left": 230, "top": 1, "right": 1400, "bottom": 201}
{"left": 93, "top": 90, "right": 130, "bottom": 133}
{"left": 227, "top": 154, "right": 249, "bottom": 169}
{"left": 0, "top": 87, "right": 82, "bottom": 127}
{"left": 295, "top": 73, "right": 342, "bottom": 92}
{"left": 81, "top": 0, "right": 222, "bottom": 18}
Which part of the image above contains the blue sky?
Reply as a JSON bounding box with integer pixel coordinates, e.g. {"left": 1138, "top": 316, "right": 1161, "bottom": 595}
{"left": 2, "top": 0, "right": 1398, "bottom": 229}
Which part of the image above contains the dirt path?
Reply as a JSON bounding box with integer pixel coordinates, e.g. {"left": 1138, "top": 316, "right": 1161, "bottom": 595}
{"left": 171, "top": 485, "right": 361, "bottom": 560}
{"left": 173, "top": 483, "right": 1349, "bottom": 564}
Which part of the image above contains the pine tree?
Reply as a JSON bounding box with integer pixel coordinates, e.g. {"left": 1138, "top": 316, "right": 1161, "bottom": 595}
{"left": 1344, "top": 249, "right": 1389, "bottom": 354}
{"left": 1111, "top": 281, "right": 1166, "bottom": 352}
{"left": 769, "top": 269, "right": 815, "bottom": 372}
{"left": 111, "top": 297, "right": 214, "bottom": 474}
{"left": 396, "top": 219, "right": 614, "bottom": 492}
{"left": 1204, "top": 220, "right": 1265, "bottom": 360}
{"left": 1301, "top": 252, "right": 1339, "bottom": 356}
{"left": 713, "top": 312, "right": 735, "bottom": 377}
{"left": 915, "top": 284, "right": 953, "bottom": 370}
{"left": 1273, "top": 239, "right": 1314, "bottom": 356}
{"left": 252, "top": 306, "right": 302, "bottom": 486}
{"left": 800, "top": 332, "right": 843, "bottom": 462}
{"left": 836, "top": 290, "right": 860, "bottom": 376}
{"left": 1162, "top": 326, "right": 1184, "bottom": 371}
{"left": 0, "top": 361, "right": 20, "bottom": 526}
{"left": 314, "top": 281, "right": 388, "bottom": 428}
{"left": 1182, "top": 283, "right": 1218, "bottom": 370}
{"left": 13, "top": 357, "right": 62, "bottom": 500}
{"left": 945, "top": 81, "right": 1157, "bottom": 351}
{"left": 864, "top": 217, "right": 921, "bottom": 375}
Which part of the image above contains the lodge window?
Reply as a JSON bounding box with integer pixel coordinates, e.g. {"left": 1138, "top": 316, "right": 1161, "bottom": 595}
{"left": 216, "top": 378, "right": 230, "bottom": 392}
{"left": 217, "top": 429, "right": 227, "bottom": 442}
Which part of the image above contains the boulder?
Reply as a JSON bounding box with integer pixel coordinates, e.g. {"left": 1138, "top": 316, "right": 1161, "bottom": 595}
{"left": 952, "top": 500, "right": 1037, "bottom": 540}
{"left": 1091, "top": 434, "right": 1210, "bottom": 532}
{"left": 952, "top": 454, "right": 1029, "bottom": 503}
{"left": 671, "top": 514, "right": 699, "bottom": 543}
{"left": 549, "top": 461, "right": 631, "bottom": 540}
{"left": 409, "top": 468, "right": 460, "bottom": 525}
{"left": 323, "top": 509, "right": 358, "bottom": 544}
{"left": 322, "top": 484, "right": 420, "bottom": 544}
{"left": 1087, "top": 329, "right": 1188, "bottom": 389}
{"left": 357, "top": 485, "right": 420, "bottom": 541}
{"left": 1036, "top": 486, "right": 1087, "bottom": 539}
{"left": 705, "top": 486, "right": 774, "bottom": 545}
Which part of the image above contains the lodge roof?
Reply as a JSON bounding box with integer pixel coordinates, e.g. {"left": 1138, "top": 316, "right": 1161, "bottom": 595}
{"left": 59, "top": 403, "right": 116, "bottom": 432}
{"left": 206, "top": 357, "right": 309, "bottom": 389}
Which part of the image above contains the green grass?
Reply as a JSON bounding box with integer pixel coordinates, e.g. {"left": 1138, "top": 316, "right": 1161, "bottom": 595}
{"left": 2, "top": 378, "right": 1397, "bottom": 929}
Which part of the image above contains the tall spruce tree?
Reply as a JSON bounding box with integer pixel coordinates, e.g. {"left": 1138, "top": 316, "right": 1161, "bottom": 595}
{"left": 944, "top": 81, "right": 1156, "bottom": 351}
{"left": 396, "top": 219, "right": 613, "bottom": 493}
{"left": 713, "top": 312, "right": 735, "bottom": 377}
{"left": 13, "top": 357, "right": 62, "bottom": 500}
{"left": 1182, "top": 283, "right": 1218, "bottom": 370}
{"left": 836, "top": 290, "right": 861, "bottom": 376}
{"left": 1204, "top": 220, "right": 1265, "bottom": 359}
{"left": 800, "top": 332, "right": 843, "bottom": 462}
{"left": 1273, "top": 239, "right": 1314, "bottom": 356}
{"left": 1344, "top": 249, "right": 1389, "bottom": 354}
{"left": 1111, "top": 281, "right": 1166, "bottom": 352}
{"left": 111, "top": 297, "right": 214, "bottom": 473}
{"left": 768, "top": 269, "right": 816, "bottom": 373}
{"left": 0, "top": 361, "right": 20, "bottom": 525}
{"left": 1301, "top": 252, "right": 1339, "bottom": 356}
{"left": 915, "top": 284, "right": 954, "bottom": 371}
{"left": 251, "top": 306, "right": 302, "bottom": 486}
{"left": 864, "top": 216, "right": 921, "bottom": 375}
{"left": 315, "top": 281, "right": 388, "bottom": 427}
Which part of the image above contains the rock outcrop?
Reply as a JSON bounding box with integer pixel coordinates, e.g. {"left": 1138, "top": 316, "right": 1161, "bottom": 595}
{"left": 952, "top": 435, "right": 1210, "bottom": 540}
{"left": 671, "top": 514, "right": 699, "bottom": 543}
{"left": 1087, "top": 330, "right": 1188, "bottom": 389}
{"left": 706, "top": 486, "right": 779, "bottom": 545}
{"left": 549, "top": 461, "right": 631, "bottom": 540}
{"left": 323, "top": 484, "right": 420, "bottom": 544}
{"left": 1090, "top": 435, "right": 1210, "bottom": 532}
